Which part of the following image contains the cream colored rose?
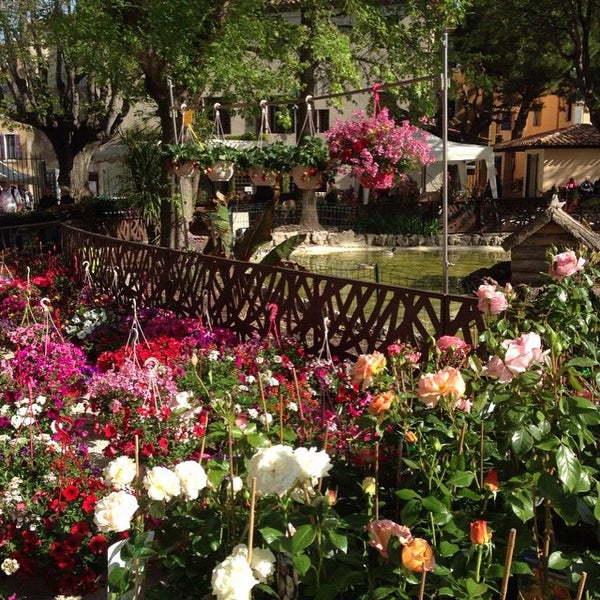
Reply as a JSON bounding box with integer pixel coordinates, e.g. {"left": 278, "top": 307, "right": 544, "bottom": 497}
{"left": 211, "top": 547, "right": 259, "bottom": 600}
{"left": 174, "top": 460, "right": 208, "bottom": 500}
{"left": 247, "top": 444, "right": 300, "bottom": 496}
{"left": 143, "top": 466, "right": 181, "bottom": 502}
{"left": 103, "top": 456, "right": 137, "bottom": 489}
{"left": 294, "top": 447, "right": 332, "bottom": 484}
{"left": 93, "top": 490, "right": 138, "bottom": 533}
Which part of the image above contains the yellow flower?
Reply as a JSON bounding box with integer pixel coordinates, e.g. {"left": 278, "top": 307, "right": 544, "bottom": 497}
{"left": 401, "top": 538, "right": 435, "bottom": 573}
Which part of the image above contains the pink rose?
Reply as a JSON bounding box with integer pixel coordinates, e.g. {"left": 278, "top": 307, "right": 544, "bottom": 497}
{"left": 436, "top": 335, "right": 469, "bottom": 354}
{"left": 366, "top": 519, "right": 413, "bottom": 558}
{"left": 417, "top": 366, "right": 466, "bottom": 408}
{"left": 549, "top": 251, "right": 585, "bottom": 279}
{"left": 476, "top": 283, "right": 508, "bottom": 315}
{"left": 486, "top": 332, "right": 547, "bottom": 382}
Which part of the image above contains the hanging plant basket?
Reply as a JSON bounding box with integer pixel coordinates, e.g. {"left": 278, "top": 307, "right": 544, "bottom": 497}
{"left": 248, "top": 166, "right": 278, "bottom": 187}
{"left": 206, "top": 161, "right": 235, "bottom": 182}
{"left": 359, "top": 171, "right": 394, "bottom": 190}
{"left": 292, "top": 165, "right": 323, "bottom": 190}
{"left": 171, "top": 161, "right": 198, "bottom": 178}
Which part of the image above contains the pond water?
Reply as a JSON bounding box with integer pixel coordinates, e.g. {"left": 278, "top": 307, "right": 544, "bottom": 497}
{"left": 291, "top": 246, "right": 510, "bottom": 295}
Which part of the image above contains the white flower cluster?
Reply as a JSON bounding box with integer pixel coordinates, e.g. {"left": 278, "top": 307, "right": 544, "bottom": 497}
{"left": 64, "top": 307, "right": 108, "bottom": 339}
{"left": 1, "top": 395, "right": 46, "bottom": 429}
{"left": 247, "top": 444, "right": 332, "bottom": 496}
{"left": 95, "top": 457, "right": 209, "bottom": 533}
{"left": 211, "top": 544, "right": 275, "bottom": 600}
{"left": 1, "top": 557, "right": 20, "bottom": 575}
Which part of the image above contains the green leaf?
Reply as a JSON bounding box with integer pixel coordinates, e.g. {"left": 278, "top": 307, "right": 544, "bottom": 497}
{"left": 548, "top": 551, "right": 571, "bottom": 570}
{"left": 555, "top": 444, "right": 581, "bottom": 493}
{"left": 400, "top": 498, "right": 422, "bottom": 526}
{"left": 438, "top": 540, "right": 460, "bottom": 557}
{"left": 446, "top": 470, "right": 475, "bottom": 488}
{"left": 327, "top": 530, "right": 348, "bottom": 553}
{"left": 259, "top": 526, "right": 285, "bottom": 544}
{"left": 291, "top": 524, "right": 316, "bottom": 554}
{"left": 465, "top": 578, "right": 490, "bottom": 597}
{"left": 108, "top": 566, "right": 133, "bottom": 596}
{"left": 292, "top": 553, "right": 311, "bottom": 576}
{"left": 511, "top": 428, "right": 534, "bottom": 455}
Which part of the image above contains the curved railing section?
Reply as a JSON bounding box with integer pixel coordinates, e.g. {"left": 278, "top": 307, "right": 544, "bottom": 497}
{"left": 61, "top": 224, "right": 485, "bottom": 358}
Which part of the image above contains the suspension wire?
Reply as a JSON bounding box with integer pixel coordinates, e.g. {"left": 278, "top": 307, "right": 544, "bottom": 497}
{"left": 174, "top": 74, "right": 436, "bottom": 114}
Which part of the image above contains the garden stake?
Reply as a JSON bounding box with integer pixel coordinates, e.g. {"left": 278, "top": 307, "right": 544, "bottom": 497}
{"left": 198, "top": 411, "right": 208, "bottom": 466}
{"left": 248, "top": 477, "right": 257, "bottom": 565}
{"left": 256, "top": 368, "right": 270, "bottom": 432}
{"left": 374, "top": 440, "right": 380, "bottom": 520}
{"left": 279, "top": 391, "right": 284, "bottom": 444}
{"left": 291, "top": 365, "right": 305, "bottom": 420}
{"left": 418, "top": 568, "right": 427, "bottom": 600}
{"left": 227, "top": 422, "right": 237, "bottom": 539}
{"left": 500, "top": 528, "right": 517, "bottom": 600}
{"left": 574, "top": 571, "right": 588, "bottom": 600}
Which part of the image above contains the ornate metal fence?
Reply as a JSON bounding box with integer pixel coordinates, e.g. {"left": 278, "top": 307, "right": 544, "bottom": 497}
{"left": 61, "top": 224, "right": 485, "bottom": 358}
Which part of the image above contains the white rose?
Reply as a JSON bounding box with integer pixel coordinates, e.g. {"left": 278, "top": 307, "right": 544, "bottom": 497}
{"left": 247, "top": 444, "right": 300, "bottom": 496}
{"left": 231, "top": 476, "right": 243, "bottom": 493}
{"left": 174, "top": 461, "right": 208, "bottom": 500}
{"left": 143, "top": 466, "right": 181, "bottom": 502}
{"left": 249, "top": 547, "right": 276, "bottom": 583}
{"left": 93, "top": 490, "right": 138, "bottom": 533}
{"left": 294, "top": 447, "right": 332, "bottom": 483}
{"left": 211, "top": 548, "right": 259, "bottom": 600}
{"left": 103, "top": 456, "right": 137, "bottom": 489}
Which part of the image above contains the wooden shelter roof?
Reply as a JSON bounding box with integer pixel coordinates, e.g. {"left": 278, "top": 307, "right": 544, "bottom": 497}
{"left": 501, "top": 201, "right": 600, "bottom": 251}
{"left": 494, "top": 123, "right": 600, "bottom": 152}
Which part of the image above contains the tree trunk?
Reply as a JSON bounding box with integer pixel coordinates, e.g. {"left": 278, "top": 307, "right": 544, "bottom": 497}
{"left": 299, "top": 189, "right": 320, "bottom": 229}
{"left": 71, "top": 145, "right": 101, "bottom": 201}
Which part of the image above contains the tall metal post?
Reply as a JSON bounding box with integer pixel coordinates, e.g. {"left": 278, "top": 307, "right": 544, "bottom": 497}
{"left": 442, "top": 31, "right": 449, "bottom": 295}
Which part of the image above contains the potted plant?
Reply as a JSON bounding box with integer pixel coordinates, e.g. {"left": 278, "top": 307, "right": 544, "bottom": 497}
{"left": 240, "top": 142, "right": 295, "bottom": 187}
{"left": 291, "top": 136, "right": 330, "bottom": 190}
{"left": 163, "top": 142, "right": 203, "bottom": 178}
{"left": 325, "top": 107, "right": 433, "bottom": 189}
{"left": 200, "top": 143, "right": 240, "bottom": 182}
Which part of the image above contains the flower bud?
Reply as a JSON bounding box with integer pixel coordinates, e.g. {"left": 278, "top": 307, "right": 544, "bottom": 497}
{"left": 470, "top": 520, "right": 492, "bottom": 545}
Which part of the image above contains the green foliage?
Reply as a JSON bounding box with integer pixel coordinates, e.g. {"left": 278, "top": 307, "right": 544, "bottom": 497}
{"left": 237, "top": 142, "right": 296, "bottom": 173}
{"left": 293, "top": 136, "right": 330, "bottom": 171}
{"left": 356, "top": 210, "right": 441, "bottom": 235}
{"left": 162, "top": 142, "right": 204, "bottom": 166}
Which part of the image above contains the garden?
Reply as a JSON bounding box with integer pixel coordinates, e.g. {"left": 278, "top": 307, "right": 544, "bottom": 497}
{"left": 0, "top": 243, "right": 599, "bottom": 600}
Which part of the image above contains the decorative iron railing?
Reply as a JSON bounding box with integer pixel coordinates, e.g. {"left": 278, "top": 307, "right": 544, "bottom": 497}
{"left": 61, "top": 224, "right": 485, "bottom": 358}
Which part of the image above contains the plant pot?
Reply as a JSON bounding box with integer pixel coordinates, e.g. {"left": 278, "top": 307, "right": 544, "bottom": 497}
{"left": 292, "top": 165, "right": 323, "bottom": 190}
{"left": 206, "top": 161, "right": 235, "bottom": 182}
{"left": 249, "top": 166, "right": 278, "bottom": 187}
{"left": 359, "top": 170, "right": 394, "bottom": 190}
{"left": 172, "top": 161, "right": 197, "bottom": 178}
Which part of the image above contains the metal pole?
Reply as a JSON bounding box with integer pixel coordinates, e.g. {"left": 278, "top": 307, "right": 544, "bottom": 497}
{"left": 442, "top": 31, "right": 449, "bottom": 295}
{"left": 168, "top": 77, "right": 179, "bottom": 144}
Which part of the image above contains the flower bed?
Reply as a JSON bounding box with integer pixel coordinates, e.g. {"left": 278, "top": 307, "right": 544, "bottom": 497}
{"left": 0, "top": 248, "right": 599, "bottom": 599}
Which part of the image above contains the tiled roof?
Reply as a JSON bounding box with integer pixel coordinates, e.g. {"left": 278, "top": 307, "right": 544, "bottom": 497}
{"left": 494, "top": 123, "right": 600, "bottom": 151}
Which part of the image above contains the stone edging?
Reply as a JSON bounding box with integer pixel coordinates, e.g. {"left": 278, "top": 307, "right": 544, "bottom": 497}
{"left": 271, "top": 229, "right": 508, "bottom": 249}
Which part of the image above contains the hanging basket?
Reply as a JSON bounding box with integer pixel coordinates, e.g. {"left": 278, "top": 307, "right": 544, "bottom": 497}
{"left": 359, "top": 171, "right": 394, "bottom": 190}
{"left": 292, "top": 165, "right": 323, "bottom": 190}
{"left": 172, "top": 161, "right": 197, "bottom": 178}
{"left": 206, "top": 161, "right": 235, "bottom": 182}
{"left": 249, "top": 166, "right": 278, "bottom": 187}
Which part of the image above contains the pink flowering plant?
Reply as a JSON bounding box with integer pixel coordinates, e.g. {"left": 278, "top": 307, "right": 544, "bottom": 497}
{"left": 2, "top": 246, "right": 600, "bottom": 600}
{"left": 325, "top": 107, "right": 433, "bottom": 189}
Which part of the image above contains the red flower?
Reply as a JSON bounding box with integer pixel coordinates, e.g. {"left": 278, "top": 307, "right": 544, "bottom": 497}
{"left": 142, "top": 443, "right": 156, "bottom": 457}
{"left": 62, "top": 484, "right": 80, "bottom": 501}
{"left": 81, "top": 494, "right": 98, "bottom": 513}
{"left": 104, "top": 423, "right": 117, "bottom": 438}
{"left": 89, "top": 534, "right": 108, "bottom": 555}
{"left": 63, "top": 534, "right": 84, "bottom": 554}
{"left": 483, "top": 469, "right": 499, "bottom": 492}
{"left": 70, "top": 521, "right": 91, "bottom": 537}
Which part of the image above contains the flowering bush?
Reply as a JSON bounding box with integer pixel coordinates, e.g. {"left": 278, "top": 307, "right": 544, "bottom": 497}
{"left": 326, "top": 107, "right": 433, "bottom": 189}
{"left": 1, "top": 247, "right": 600, "bottom": 600}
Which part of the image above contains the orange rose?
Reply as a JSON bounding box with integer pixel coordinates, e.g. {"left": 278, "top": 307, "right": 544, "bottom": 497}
{"left": 352, "top": 351, "right": 387, "bottom": 389}
{"left": 470, "top": 520, "right": 493, "bottom": 545}
{"left": 368, "top": 391, "right": 396, "bottom": 416}
{"left": 401, "top": 537, "right": 435, "bottom": 572}
{"left": 417, "top": 366, "right": 466, "bottom": 408}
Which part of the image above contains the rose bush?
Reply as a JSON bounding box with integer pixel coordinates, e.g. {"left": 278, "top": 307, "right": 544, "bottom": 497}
{"left": 0, "top": 246, "right": 599, "bottom": 599}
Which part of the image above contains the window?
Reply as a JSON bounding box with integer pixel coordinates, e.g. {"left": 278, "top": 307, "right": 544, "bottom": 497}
{"left": 500, "top": 112, "right": 512, "bottom": 131}
{"left": 0, "top": 133, "right": 22, "bottom": 160}
{"left": 566, "top": 102, "right": 573, "bottom": 122}
{"left": 532, "top": 108, "right": 541, "bottom": 127}
{"left": 316, "top": 109, "right": 330, "bottom": 133}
